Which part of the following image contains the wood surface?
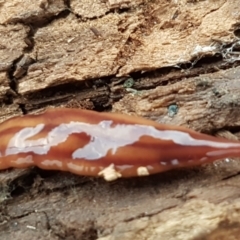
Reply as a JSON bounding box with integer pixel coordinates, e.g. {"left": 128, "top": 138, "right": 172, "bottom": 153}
{"left": 0, "top": 0, "right": 240, "bottom": 239}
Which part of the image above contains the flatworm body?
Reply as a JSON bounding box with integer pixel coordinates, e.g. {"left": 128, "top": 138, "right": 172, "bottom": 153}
{"left": 1, "top": 108, "right": 240, "bottom": 181}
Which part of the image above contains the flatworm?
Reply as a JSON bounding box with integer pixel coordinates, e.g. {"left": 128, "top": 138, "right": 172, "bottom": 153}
{"left": 0, "top": 108, "right": 240, "bottom": 181}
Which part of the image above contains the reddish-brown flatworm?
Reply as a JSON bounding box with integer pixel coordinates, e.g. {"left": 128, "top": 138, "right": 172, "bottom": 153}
{"left": 0, "top": 108, "right": 240, "bottom": 181}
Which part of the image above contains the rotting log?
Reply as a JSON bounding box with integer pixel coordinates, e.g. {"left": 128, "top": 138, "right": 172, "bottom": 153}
{"left": 0, "top": 0, "right": 240, "bottom": 239}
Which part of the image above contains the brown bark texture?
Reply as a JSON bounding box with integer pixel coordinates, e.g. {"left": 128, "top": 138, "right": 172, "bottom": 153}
{"left": 1, "top": 0, "right": 240, "bottom": 239}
